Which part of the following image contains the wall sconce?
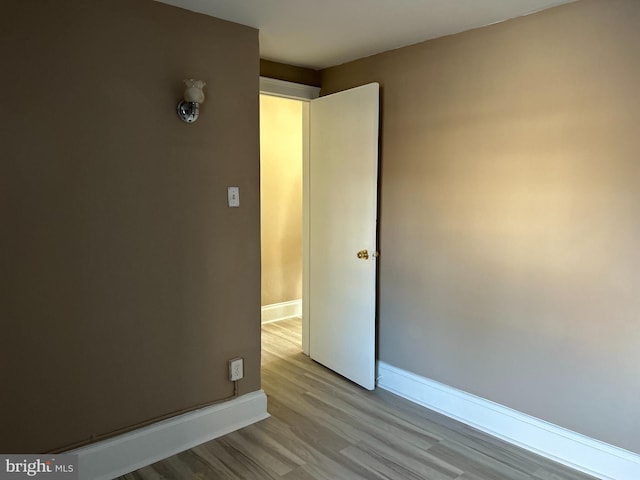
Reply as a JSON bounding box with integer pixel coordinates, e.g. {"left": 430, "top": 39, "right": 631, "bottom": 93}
{"left": 177, "top": 79, "right": 206, "bottom": 123}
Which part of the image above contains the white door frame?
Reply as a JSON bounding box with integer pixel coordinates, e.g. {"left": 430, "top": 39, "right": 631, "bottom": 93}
{"left": 259, "top": 77, "right": 320, "bottom": 355}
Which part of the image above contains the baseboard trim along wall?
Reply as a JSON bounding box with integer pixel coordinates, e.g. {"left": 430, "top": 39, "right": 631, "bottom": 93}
{"left": 377, "top": 361, "right": 640, "bottom": 480}
{"left": 70, "top": 390, "right": 269, "bottom": 480}
{"left": 261, "top": 299, "right": 302, "bottom": 324}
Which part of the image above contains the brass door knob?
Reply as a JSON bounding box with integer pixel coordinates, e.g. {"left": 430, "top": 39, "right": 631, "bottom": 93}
{"left": 357, "top": 249, "right": 369, "bottom": 260}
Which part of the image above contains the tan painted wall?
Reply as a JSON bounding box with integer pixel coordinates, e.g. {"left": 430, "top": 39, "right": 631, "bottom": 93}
{"left": 260, "top": 96, "right": 303, "bottom": 306}
{"left": 321, "top": 0, "right": 640, "bottom": 454}
{"left": 0, "top": 0, "right": 260, "bottom": 453}
{"left": 260, "top": 59, "right": 321, "bottom": 87}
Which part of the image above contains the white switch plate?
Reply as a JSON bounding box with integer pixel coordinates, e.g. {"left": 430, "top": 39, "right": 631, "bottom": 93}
{"left": 227, "top": 186, "right": 240, "bottom": 207}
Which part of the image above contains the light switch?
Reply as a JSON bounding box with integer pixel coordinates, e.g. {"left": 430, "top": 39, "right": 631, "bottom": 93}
{"left": 227, "top": 186, "right": 240, "bottom": 207}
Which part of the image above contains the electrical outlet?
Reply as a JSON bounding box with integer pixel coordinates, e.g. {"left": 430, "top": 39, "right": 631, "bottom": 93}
{"left": 229, "top": 357, "right": 244, "bottom": 381}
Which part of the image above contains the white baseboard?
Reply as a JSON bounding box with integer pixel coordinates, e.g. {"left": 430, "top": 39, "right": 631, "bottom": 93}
{"left": 261, "top": 299, "right": 302, "bottom": 324}
{"left": 377, "top": 362, "right": 640, "bottom": 480}
{"left": 71, "top": 390, "right": 269, "bottom": 480}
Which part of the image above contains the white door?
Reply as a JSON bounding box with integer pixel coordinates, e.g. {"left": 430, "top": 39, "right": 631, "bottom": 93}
{"left": 308, "top": 83, "right": 379, "bottom": 390}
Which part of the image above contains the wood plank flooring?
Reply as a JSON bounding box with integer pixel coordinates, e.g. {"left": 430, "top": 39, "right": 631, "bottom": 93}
{"left": 120, "top": 318, "right": 597, "bottom": 479}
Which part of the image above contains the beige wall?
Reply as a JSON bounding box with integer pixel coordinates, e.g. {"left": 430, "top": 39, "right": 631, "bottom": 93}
{"left": 260, "top": 96, "right": 303, "bottom": 306}
{"left": 322, "top": 0, "right": 640, "bottom": 454}
{"left": 260, "top": 59, "right": 321, "bottom": 87}
{"left": 0, "top": 0, "right": 261, "bottom": 453}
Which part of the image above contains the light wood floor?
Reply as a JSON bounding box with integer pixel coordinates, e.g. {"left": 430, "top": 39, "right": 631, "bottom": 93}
{"left": 120, "top": 318, "right": 597, "bottom": 479}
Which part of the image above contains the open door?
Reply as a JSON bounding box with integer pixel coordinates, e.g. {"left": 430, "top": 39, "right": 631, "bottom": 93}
{"left": 308, "top": 83, "right": 379, "bottom": 390}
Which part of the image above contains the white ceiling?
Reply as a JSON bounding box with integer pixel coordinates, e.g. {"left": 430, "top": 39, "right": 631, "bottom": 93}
{"left": 156, "top": 0, "right": 577, "bottom": 70}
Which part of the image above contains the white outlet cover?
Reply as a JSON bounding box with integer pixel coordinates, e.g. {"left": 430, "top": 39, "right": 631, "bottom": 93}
{"left": 229, "top": 357, "right": 244, "bottom": 381}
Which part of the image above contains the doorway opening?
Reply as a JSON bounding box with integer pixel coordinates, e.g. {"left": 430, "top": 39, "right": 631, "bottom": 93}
{"left": 259, "top": 77, "right": 319, "bottom": 358}
{"left": 259, "top": 78, "right": 379, "bottom": 390}
{"left": 259, "top": 93, "right": 304, "bottom": 352}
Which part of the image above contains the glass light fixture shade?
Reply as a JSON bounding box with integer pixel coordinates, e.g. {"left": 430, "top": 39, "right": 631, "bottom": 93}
{"left": 183, "top": 79, "right": 206, "bottom": 103}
